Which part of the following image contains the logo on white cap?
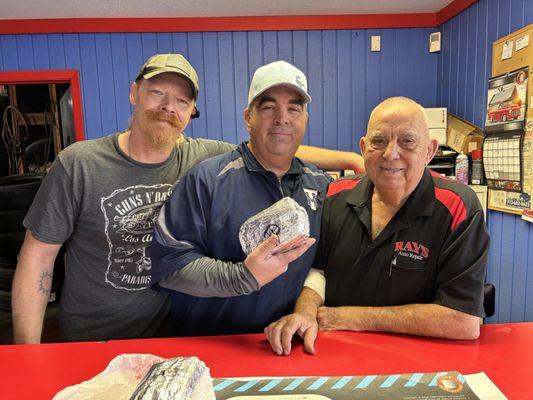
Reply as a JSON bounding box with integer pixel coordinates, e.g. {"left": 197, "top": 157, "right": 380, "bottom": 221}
{"left": 247, "top": 60, "right": 311, "bottom": 107}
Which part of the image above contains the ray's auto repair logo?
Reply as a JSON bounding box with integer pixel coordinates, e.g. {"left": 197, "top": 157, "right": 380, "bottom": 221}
{"left": 394, "top": 241, "right": 429, "bottom": 261}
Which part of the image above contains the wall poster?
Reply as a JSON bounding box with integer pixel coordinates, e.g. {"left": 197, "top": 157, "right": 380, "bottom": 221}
{"left": 485, "top": 68, "right": 528, "bottom": 130}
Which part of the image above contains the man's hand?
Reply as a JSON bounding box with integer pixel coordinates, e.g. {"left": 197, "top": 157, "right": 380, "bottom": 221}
{"left": 264, "top": 312, "right": 318, "bottom": 356}
{"left": 244, "top": 234, "right": 315, "bottom": 287}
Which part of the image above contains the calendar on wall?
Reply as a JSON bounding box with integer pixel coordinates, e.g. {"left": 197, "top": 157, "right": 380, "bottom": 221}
{"left": 485, "top": 68, "right": 528, "bottom": 131}
{"left": 483, "top": 131, "right": 523, "bottom": 192}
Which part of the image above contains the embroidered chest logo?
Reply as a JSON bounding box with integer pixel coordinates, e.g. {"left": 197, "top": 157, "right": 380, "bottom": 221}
{"left": 394, "top": 241, "right": 430, "bottom": 261}
{"left": 303, "top": 188, "right": 318, "bottom": 211}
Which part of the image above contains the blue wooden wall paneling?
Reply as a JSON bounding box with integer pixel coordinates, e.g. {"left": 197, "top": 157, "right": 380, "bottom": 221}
{"left": 455, "top": 10, "right": 469, "bottom": 117}
{"left": 156, "top": 32, "right": 172, "bottom": 53}
{"left": 365, "top": 29, "right": 381, "bottom": 125}
{"left": 79, "top": 34, "right": 102, "bottom": 138}
{"left": 352, "top": 30, "right": 366, "bottom": 147}
{"left": 449, "top": 17, "right": 461, "bottom": 115}
{"left": 203, "top": 32, "right": 222, "bottom": 141}
{"left": 187, "top": 33, "right": 207, "bottom": 139}
{"left": 110, "top": 34, "right": 132, "bottom": 132}
{"left": 63, "top": 34, "right": 84, "bottom": 123}
{"left": 233, "top": 32, "right": 249, "bottom": 145}
{"left": 323, "top": 30, "right": 338, "bottom": 151}
{"left": 407, "top": 30, "right": 422, "bottom": 103}
{"left": 33, "top": 35, "right": 50, "bottom": 70}
{"left": 278, "top": 31, "right": 292, "bottom": 63}
{"left": 95, "top": 33, "right": 118, "bottom": 135}
{"left": 2, "top": 27, "right": 438, "bottom": 149}
{"left": 439, "top": 0, "right": 533, "bottom": 323}
{"left": 263, "top": 31, "right": 278, "bottom": 63}
{"left": 1, "top": 36, "right": 18, "bottom": 70}
{"left": 497, "top": 0, "right": 511, "bottom": 38}
{"left": 307, "top": 30, "right": 324, "bottom": 148}
{"left": 473, "top": 1, "right": 489, "bottom": 127}
{"left": 337, "top": 30, "right": 353, "bottom": 152}
{"left": 395, "top": 29, "right": 410, "bottom": 104}
{"left": 48, "top": 34, "right": 66, "bottom": 70}
{"left": 0, "top": 36, "right": 3, "bottom": 70}
{"left": 439, "top": 22, "right": 450, "bottom": 108}
{"left": 512, "top": 215, "right": 529, "bottom": 321}
{"left": 465, "top": 7, "right": 477, "bottom": 122}
{"left": 527, "top": 0, "right": 533, "bottom": 31}
{"left": 16, "top": 35, "right": 33, "bottom": 69}
{"left": 218, "top": 32, "right": 238, "bottom": 145}
{"left": 380, "top": 30, "right": 395, "bottom": 103}
{"left": 141, "top": 33, "right": 157, "bottom": 61}
{"left": 293, "top": 31, "right": 309, "bottom": 146}
{"left": 527, "top": 227, "right": 533, "bottom": 321}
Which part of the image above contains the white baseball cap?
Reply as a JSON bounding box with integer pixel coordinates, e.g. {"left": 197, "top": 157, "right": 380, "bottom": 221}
{"left": 247, "top": 60, "right": 311, "bottom": 108}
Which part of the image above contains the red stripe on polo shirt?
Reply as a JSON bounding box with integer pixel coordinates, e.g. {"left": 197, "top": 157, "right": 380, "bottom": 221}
{"left": 434, "top": 187, "right": 467, "bottom": 231}
{"left": 429, "top": 170, "right": 453, "bottom": 180}
{"left": 326, "top": 179, "right": 360, "bottom": 198}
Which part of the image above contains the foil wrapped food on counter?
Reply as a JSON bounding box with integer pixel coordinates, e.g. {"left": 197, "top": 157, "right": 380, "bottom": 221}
{"left": 130, "top": 356, "right": 215, "bottom": 400}
{"left": 52, "top": 354, "right": 215, "bottom": 400}
{"left": 239, "top": 196, "right": 310, "bottom": 255}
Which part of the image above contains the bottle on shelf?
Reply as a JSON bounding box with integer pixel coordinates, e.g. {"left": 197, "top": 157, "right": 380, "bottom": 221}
{"left": 470, "top": 149, "right": 485, "bottom": 185}
{"left": 455, "top": 151, "right": 469, "bottom": 185}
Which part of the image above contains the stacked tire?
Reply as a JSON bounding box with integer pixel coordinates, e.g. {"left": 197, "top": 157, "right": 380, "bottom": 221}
{"left": 0, "top": 174, "right": 45, "bottom": 313}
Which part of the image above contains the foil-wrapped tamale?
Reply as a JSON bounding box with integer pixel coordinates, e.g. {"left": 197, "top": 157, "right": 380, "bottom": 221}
{"left": 239, "top": 196, "right": 310, "bottom": 255}
{"left": 129, "top": 356, "right": 215, "bottom": 400}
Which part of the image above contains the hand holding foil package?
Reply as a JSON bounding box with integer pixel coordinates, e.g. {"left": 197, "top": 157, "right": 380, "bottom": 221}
{"left": 239, "top": 197, "right": 310, "bottom": 255}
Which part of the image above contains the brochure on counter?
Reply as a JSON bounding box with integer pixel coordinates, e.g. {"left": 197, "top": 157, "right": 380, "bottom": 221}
{"left": 213, "top": 371, "right": 508, "bottom": 400}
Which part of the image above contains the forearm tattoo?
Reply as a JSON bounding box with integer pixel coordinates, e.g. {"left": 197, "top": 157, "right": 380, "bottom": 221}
{"left": 38, "top": 271, "right": 52, "bottom": 295}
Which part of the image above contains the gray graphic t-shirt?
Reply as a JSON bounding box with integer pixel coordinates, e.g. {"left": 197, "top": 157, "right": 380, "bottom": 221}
{"left": 24, "top": 132, "right": 234, "bottom": 341}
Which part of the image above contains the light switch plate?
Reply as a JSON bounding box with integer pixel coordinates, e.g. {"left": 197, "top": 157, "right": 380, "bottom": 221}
{"left": 429, "top": 32, "right": 441, "bottom": 53}
{"left": 371, "top": 35, "right": 381, "bottom": 52}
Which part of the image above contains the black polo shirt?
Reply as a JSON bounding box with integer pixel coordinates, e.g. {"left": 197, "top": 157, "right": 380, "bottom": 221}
{"left": 315, "top": 169, "right": 489, "bottom": 317}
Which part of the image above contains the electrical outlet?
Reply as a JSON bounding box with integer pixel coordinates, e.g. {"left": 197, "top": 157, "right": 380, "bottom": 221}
{"left": 371, "top": 35, "right": 381, "bottom": 52}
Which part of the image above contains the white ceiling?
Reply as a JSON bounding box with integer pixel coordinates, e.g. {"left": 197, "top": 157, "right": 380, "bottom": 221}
{"left": 0, "top": 0, "right": 454, "bottom": 19}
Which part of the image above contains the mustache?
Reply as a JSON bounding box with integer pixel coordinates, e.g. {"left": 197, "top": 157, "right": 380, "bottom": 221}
{"left": 145, "top": 110, "right": 180, "bottom": 128}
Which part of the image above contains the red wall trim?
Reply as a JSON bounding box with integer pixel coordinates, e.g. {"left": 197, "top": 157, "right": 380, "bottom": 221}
{"left": 0, "top": 1, "right": 476, "bottom": 34}
{"left": 0, "top": 70, "right": 85, "bottom": 142}
{"left": 0, "top": 13, "right": 441, "bottom": 34}
{"left": 436, "top": 0, "right": 477, "bottom": 25}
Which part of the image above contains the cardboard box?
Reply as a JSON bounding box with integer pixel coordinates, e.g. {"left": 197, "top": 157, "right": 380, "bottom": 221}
{"left": 446, "top": 113, "right": 484, "bottom": 154}
{"left": 492, "top": 24, "right": 533, "bottom": 118}
{"left": 425, "top": 107, "right": 447, "bottom": 145}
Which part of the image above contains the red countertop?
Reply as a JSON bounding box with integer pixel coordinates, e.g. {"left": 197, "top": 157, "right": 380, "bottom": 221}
{"left": 1, "top": 322, "right": 531, "bottom": 399}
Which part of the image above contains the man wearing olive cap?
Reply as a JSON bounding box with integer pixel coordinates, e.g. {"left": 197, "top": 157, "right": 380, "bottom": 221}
{"left": 12, "top": 54, "right": 363, "bottom": 343}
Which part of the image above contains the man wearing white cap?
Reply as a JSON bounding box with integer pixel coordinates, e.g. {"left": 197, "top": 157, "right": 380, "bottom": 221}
{"left": 150, "top": 61, "right": 331, "bottom": 336}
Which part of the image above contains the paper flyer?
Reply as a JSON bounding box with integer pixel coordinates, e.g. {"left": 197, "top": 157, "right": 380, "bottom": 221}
{"left": 213, "top": 371, "right": 507, "bottom": 400}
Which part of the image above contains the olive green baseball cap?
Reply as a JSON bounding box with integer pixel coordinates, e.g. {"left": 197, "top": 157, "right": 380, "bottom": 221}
{"left": 136, "top": 53, "right": 200, "bottom": 118}
{"left": 136, "top": 53, "right": 200, "bottom": 100}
